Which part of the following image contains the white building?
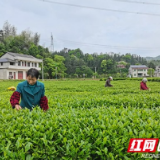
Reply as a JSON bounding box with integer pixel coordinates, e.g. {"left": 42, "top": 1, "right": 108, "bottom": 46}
{"left": 154, "top": 66, "right": 160, "bottom": 77}
{"left": 0, "top": 52, "right": 42, "bottom": 79}
{"left": 129, "top": 65, "right": 148, "bottom": 77}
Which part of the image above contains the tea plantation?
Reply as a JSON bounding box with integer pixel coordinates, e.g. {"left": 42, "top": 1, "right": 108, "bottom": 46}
{"left": 0, "top": 80, "right": 160, "bottom": 160}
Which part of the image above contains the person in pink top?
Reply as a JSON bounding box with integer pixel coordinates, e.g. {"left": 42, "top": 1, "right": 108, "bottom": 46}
{"left": 140, "top": 78, "right": 150, "bottom": 90}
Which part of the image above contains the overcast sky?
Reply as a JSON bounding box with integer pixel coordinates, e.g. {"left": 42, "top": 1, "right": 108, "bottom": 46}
{"left": 0, "top": 0, "right": 160, "bottom": 57}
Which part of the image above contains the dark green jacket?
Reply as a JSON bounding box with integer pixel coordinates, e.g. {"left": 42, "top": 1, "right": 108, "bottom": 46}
{"left": 16, "top": 80, "right": 45, "bottom": 110}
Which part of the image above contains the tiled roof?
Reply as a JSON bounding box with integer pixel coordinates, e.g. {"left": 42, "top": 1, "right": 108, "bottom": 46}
{"left": 130, "top": 65, "right": 148, "bottom": 69}
{"left": 0, "top": 58, "right": 15, "bottom": 63}
{"left": 7, "top": 52, "right": 35, "bottom": 58}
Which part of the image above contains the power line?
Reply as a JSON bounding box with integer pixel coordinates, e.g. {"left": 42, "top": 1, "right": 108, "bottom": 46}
{"left": 114, "top": 0, "right": 160, "bottom": 5}
{"left": 39, "top": 0, "right": 160, "bottom": 16}
{"left": 41, "top": 37, "right": 160, "bottom": 51}
{"left": 57, "top": 38, "right": 160, "bottom": 51}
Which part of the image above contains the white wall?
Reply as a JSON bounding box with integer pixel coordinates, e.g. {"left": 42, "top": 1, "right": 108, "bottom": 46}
{"left": 0, "top": 53, "right": 42, "bottom": 71}
{"left": 23, "top": 70, "right": 27, "bottom": 79}
{"left": 8, "top": 65, "right": 41, "bottom": 71}
{"left": 7, "top": 70, "right": 28, "bottom": 80}
{"left": 0, "top": 69, "right": 7, "bottom": 79}
{"left": 0, "top": 62, "right": 10, "bottom": 68}
{"left": 130, "top": 68, "right": 148, "bottom": 77}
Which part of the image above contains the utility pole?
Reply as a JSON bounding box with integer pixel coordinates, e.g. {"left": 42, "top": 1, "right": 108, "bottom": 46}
{"left": 51, "top": 33, "right": 54, "bottom": 53}
{"left": 95, "top": 67, "right": 96, "bottom": 79}
{"left": 56, "top": 67, "right": 57, "bottom": 79}
{"left": 0, "top": 30, "right": 4, "bottom": 42}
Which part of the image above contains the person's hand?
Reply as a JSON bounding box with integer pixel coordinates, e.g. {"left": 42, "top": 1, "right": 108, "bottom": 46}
{"left": 15, "top": 104, "right": 22, "bottom": 110}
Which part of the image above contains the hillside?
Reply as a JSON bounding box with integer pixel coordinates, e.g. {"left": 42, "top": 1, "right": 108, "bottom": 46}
{"left": 145, "top": 55, "right": 160, "bottom": 61}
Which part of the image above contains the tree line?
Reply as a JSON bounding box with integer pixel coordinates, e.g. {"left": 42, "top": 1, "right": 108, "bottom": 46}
{"left": 0, "top": 21, "right": 156, "bottom": 78}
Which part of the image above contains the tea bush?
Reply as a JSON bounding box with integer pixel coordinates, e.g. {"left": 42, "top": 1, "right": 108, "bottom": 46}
{"left": 0, "top": 80, "right": 160, "bottom": 160}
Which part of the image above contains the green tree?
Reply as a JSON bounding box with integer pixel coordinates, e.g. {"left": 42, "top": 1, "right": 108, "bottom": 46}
{"left": 116, "top": 73, "right": 120, "bottom": 78}
{"left": 147, "top": 68, "right": 154, "bottom": 77}
{"left": 33, "top": 32, "right": 40, "bottom": 46}
{"left": 54, "top": 55, "right": 66, "bottom": 78}
{"left": 148, "top": 62, "right": 155, "bottom": 70}
{"left": 28, "top": 44, "right": 39, "bottom": 57}
{"left": 123, "top": 54, "right": 131, "bottom": 63}
{"left": 101, "top": 60, "right": 107, "bottom": 73}
{"left": 75, "top": 66, "right": 93, "bottom": 77}
{"left": 44, "top": 58, "right": 57, "bottom": 79}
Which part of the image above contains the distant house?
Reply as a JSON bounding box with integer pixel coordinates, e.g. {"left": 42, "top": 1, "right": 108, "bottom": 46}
{"left": 117, "top": 61, "right": 126, "bottom": 69}
{"left": 0, "top": 52, "right": 42, "bottom": 79}
{"left": 129, "top": 65, "right": 148, "bottom": 77}
{"left": 154, "top": 66, "right": 160, "bottom": 77}
{"left": 117, "top": 64, "right": 126, "bottom": 69}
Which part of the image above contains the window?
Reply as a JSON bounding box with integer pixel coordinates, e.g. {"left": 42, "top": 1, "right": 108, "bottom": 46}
{"left": 138, "top": 69, "right": 143, "bottom": 71}
{"left": 10, "top": 62, "right": 14, "bottom": 65}
{"left": 22, "top": 61, "right": 24, "bottom": 66}
{"left": 32, "top": 63, "right": 33, "bottom": 67}
{"left": 35, "top": 63, "right": 37, "bottom": 67}
{"left": 134, "top": 74, "right": 136, "bottom": 76}
{"left": 25, "top": 61, "right": 26, "bottom": 66}
{"left": 134, "top": 69, "right": 136, "bottom": 71}
{"left": 1, "top": 62, "right": 3, "bottom": 66}
{"left": 28, "top": 62, "right": 30, "bottom": 67}
{"left": 18, "top": 61, "right": 21, "bottom": 66}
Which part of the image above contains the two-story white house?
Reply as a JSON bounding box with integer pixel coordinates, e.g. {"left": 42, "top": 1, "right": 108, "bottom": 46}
{"left": 0, "top": 52, "right": 42, "bottom": 79}
{"left": 154, "top": 66, "right": 160, "bottom": 77}
{"left": 129, "top": 65, "right": 148, "bottom": 77}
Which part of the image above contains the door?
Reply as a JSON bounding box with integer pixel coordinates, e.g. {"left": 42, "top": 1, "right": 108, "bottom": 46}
{"left": 138, "top": 73, "right": 142, "bottom": 77}
{"left": 18, "top": 71, "right": 23, "bottom": 79}
{"left": 9, "top": 72, "right": 12, "bottom": 79}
